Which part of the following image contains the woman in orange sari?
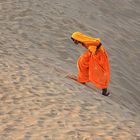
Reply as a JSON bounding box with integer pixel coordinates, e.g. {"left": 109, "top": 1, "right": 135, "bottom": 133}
{"left": 71, "top": 32, "right": 110, "bottom": 96}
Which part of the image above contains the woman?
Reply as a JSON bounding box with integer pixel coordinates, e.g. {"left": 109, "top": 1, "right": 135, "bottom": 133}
{"left": 71, "top": 32, "right": 110, "bottom": 96}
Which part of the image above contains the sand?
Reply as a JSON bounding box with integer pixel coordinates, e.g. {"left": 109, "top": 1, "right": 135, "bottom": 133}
{"left": 0, "top": 0, "right": 140, "bottom": 139}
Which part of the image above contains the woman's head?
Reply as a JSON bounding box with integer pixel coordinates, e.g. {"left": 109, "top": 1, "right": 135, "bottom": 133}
{"left": 71, "top": 32, "right": 85, "bottom": 46}
{"left": 71, "top": 32, "right": 83, "bottom": 43}
{"left": 71, "top": 32, "right": 100, "bottom": 46}
{"left": 71, "top": 32, "right": 103, "bottom": 53}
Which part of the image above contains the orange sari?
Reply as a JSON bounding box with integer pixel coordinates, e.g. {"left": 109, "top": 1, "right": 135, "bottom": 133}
{"left": 72, "top": 32, "right": 110, "bottom": 89}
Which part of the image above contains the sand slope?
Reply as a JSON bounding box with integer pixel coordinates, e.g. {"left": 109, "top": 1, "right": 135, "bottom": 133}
{"left": 0, "top": 0, "right": 140, "bottom": 139}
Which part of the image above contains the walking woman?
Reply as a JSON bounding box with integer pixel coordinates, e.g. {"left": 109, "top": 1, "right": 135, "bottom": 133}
{"left": 71, "top": 32, "right": 110, "bottom": 96}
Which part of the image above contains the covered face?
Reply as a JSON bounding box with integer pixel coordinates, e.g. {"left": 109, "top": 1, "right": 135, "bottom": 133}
{"left": 71, "top": 32, "right": 100, "bottom": 46}
{"left": 71, "top": 37, "right": 80, "bottom": 45}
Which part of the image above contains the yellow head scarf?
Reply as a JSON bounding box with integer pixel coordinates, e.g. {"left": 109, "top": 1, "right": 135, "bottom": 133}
{"left": 72, "top": 32, "right": 103, "bottom": 53}
{"left": 71, "top": 32, "right": 100, "bottom": 46}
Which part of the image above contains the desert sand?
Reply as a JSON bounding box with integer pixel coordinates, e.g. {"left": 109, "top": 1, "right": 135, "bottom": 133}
{"left": 0, "top": 0, "right": 140, "bottom": 139}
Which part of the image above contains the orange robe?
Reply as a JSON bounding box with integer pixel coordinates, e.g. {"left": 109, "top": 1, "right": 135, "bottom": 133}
{"left": 72, "top": 32, "right": 110, "bottom": 89}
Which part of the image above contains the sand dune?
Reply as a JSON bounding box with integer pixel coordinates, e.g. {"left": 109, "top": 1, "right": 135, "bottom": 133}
{"left": 0, "top": 0, "right": 140, "bottom": 139}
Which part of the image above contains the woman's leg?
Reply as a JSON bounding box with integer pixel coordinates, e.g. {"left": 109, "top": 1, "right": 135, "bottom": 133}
{"left": 77, "top": 52, "right": 91, "bottom": 83}
{"left": 77, "top": 58, "right": 89, "bottom": 83}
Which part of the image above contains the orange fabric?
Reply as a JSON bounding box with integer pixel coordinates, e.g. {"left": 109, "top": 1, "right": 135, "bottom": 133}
{"left": 72, "top": 32, "right": 110, "bottom": 89}
{"left": 77, "top": 51, "right": 91, "bottom": 83}
{"left": 89, "top": 48, "right": 110, "bottom": 88}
